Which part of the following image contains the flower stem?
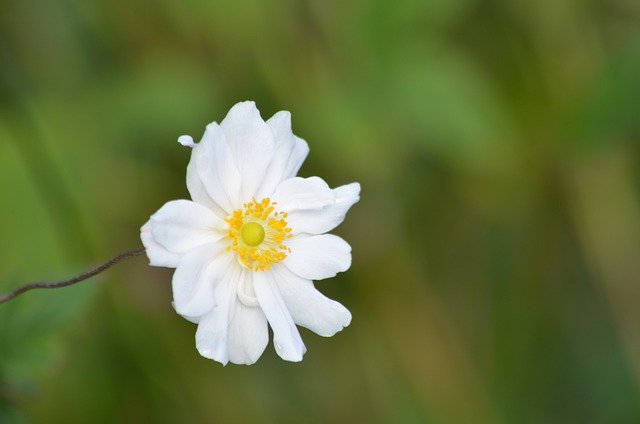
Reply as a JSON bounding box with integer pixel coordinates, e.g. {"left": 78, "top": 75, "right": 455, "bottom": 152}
{"left": 0, "top": 247, "right": 146, "bottom": 305}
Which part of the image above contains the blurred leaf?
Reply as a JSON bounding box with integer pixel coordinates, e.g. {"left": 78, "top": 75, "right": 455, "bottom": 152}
{"left": 0, "top": 404, "right": 28, "bottom": 424}
{"left": 570, "top": 37, "right": 640, "bottom": 150}
{"left": 0, "top": 127, "right": 98, "bottom": 394}
{"left": 389, "top": 47, "right": 516, "bottom": 168}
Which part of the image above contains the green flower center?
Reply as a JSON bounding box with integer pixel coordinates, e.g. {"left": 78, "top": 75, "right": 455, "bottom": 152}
{"left": 240, "top": 222, "right": 265, "bottom": 247}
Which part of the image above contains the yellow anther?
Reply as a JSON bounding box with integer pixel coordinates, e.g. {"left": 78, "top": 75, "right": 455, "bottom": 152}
{"left": 225, "top": 198, "right": 292, "bottom": 271}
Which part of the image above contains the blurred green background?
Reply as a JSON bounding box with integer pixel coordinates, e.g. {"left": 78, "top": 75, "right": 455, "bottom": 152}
{"left": 1, "top": 0, "right": 640, "bottom": 422}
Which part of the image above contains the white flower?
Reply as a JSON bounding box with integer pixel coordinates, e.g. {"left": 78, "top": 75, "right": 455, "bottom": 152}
{"left": 141, "top": 101, "right": 360, "bottom": 365}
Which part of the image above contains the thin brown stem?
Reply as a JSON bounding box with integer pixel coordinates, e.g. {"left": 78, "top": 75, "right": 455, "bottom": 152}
{"left": 0, "top": 247, "right": 146, "bottom": 305}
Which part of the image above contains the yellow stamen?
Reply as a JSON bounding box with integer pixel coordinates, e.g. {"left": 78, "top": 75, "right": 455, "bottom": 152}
{"left": 225, "top": 198, "right": 292, "bottom": 271}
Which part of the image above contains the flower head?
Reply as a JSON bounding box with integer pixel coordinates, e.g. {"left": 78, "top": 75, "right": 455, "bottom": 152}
{"left": 141, "top": 101, "right": 360, "bottom": 365}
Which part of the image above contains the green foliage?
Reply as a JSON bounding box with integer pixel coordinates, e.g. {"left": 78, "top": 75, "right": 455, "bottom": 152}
{"left": 0, "top": 127, "right": 99, "bottom": 417}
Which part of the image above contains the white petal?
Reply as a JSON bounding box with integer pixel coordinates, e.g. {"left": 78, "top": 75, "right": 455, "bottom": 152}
{"left": 195, "top": 309, "right": 228, "bottom": 364}
{"left": 333, "top": 182, "right": 361, "bottom": 221}
{"left": 195, "top": 265, "right": 240, "bottom": 365}
{"left": 141, "top": 221, "right": 180, "bottom": 268}
{"left": 284, "top": 234, "right": 352, "bottom": 280}
{"left": 267, "top": 113, "right": 309, "bottom": 179}
{"left": 184, "top": 134, "right": 220, "bottom": 212}
{"left": 172, "top": 244, "right": 233, "bottom": 318}
{"left": 187, "top": 123, "right": 242, "bottom": 215}
{"left": 255, "top": 111, "right": 310, "bottom": 198}
{"left": 254, "top": 272, "right": 306, "bottom": 362}
{"left": 181, "top": 314, "right": 201, "bottom": 324}
{"left": 141, "top": 200, "right": 223, "bottom": 267}
{"left": 227, "top": 291, "right": 269, "bottom": 365}
{"left": 272, "top": 177, "right": 334, "bottom": 211}
{"left": 220, "top": 101, "right": 275, "bottom": 200}
{"left": 290, "top": 137, "right": 310, "bottom": 177}
{"left": 272, "top": 265, "right": 351, "bottom": 336}
{"left": 273, "top": 179, "right": 360, "bottom": 235}
{"left": 237, "top": 272, "right": 259, "bottom": 307}
{"left": 178, "top": 135, "right": 196, "bottom": 147}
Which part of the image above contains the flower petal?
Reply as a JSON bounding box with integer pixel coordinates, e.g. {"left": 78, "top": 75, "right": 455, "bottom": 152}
{"left": 141, "top": 200, "right": 224, "bottom": 267}
{"left": 172, "top": 244, "right": 233, "bottom": 318}
{"left": 227, "top": 292, "right": 269, "bottom": 365}
{"left": 284, "top": 234, "right": 352, "bottom": 280}
{"left": 332, "top": 182, "right": 361, "bottom": 223}
{"left": 141, "top": 221, "right": 180, "bottom": 268}
{"left": 254, "top": 272, "right": 306, "bottom": 362}
{"left": 220, "top": 101, "right": 275, "bottom": 200}
{"left": 272, "top": 265, "right": 351, "bottom": 336}
{"left": 187, "top": 123, "right": 242, "bottom": 216}
{"left": 272, "top": 176, "right": 334, "bottom": 211}
{"left": 195, "top": 265, "right": 240, "bottom": 365}
{"left": 273, "top": 179, "right": 360, "bottom": 235}
{"left": 195, "top": 309, "right": 227, "bottom": 364}
{"left": 254, "top": 111, "right": 309, "bottom": 198}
